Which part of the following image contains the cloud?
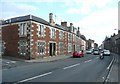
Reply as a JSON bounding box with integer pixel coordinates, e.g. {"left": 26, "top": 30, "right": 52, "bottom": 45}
{"left": 74, "top": 7, "right": 118, "bottom": 45}
{"left": 1, "top": 2, "right": 38, "bottom": 19}
{"left": 66, "top": 0, "right": 118, "bottom": 15}
{"left": 67, "top": 8, "right": 81, "bottom": 14}
{"left": 1, "top": 0, "right": 66, "bottom": 3}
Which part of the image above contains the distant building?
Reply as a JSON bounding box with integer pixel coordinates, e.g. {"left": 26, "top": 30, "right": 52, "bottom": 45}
{"left": 94, "top": 43, "right": 98, "bottom": 49}
{"left": 86, "top": 39, "right": 94, "bottom": 50}
{"left": 103, "top": 33, "right": 119, "bottom": 54}
{"left": 2, "top": 13, "right": 86, "bottom": 59}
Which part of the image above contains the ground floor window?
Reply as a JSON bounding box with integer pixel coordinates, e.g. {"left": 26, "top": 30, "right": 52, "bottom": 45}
{"left": 38, "top": 41, "right": 45, "bottom": 55}
{"left": 0, "top": 41, "right": 5, "bottom": 55}
{"left": 68, "top": 43, "right": 72, "bottom": 52}
{"left": 19, "top": 40, "right": 27, "bottom": 55}
{"left": 76, "top": 45, "right": 80, "bottom": 52}
{"left": 59, "top": 42, "right": 64, "bottom": 54}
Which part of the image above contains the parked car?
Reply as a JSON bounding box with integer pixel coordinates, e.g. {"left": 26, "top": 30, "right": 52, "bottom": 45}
{"left": 103, "top": 50, "right": 110, "bottom": 56}
{"left": 86, "top": 49, "right": 92, "bottom": 54}
{"left": 73, "top": 51, "right": 84, "bottom": 58}
{"left": 73, "top": 51, "right": 78, "bottom": 57}
{"left": 93, "top": 50, "right": 99, "bottom": 55}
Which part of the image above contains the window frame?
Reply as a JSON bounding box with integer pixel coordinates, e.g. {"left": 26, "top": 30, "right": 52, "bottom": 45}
{"left": 50, "top": 28, "right": 56, "bottom": 39}
{"left": 59, "top": 42, "right": 64, "bottom": 54}
{"left": 19, "top": 40, "right": 27, "bottom": 55}
{"left": 19, "top": 23, "right": 27, "bottom": 37}
{"left": 37, "top": 41, "right": 45, "bottom": 55}
{"left": 38, "top": 24, "right": 45, "bottom": 37}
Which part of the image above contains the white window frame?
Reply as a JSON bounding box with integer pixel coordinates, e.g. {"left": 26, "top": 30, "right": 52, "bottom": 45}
{"left": 19, "top": 23, "right": 27, "bottom": 36}
{"left": 59, "top": 31, "right": 64, "bottom": 40}
{"left": 38, "top": 24, "right": 45, "bottom": 37}
{"left": 50, "top": 27, "right": 56, "bottom": 39}
{"left": 68, "top": 33, "right": 72, "bottom": 42}
{"left": 37, "top": 41, "right": 45, "bottom": 55}
{"left": 19, "top": 40, "right": 27, "bottom": 55}
{"left": 68, "top": 43, "right": 72, "bottom": 52}
{"left": 59, "top": 42, "right": 64, "bottom": 54}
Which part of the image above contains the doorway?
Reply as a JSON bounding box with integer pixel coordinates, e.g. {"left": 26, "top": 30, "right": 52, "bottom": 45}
{"left": 49, "top": 43, "right": 56, "bottom": 56}
{"left": 73, "top": 45, "right": 75, "bottom": 52}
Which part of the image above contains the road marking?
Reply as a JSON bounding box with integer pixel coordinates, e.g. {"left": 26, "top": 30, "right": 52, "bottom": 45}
{"left": 84, "top": 59, "right": 92, "bottom": 63}
{"left": 63, "top": 63, "right": 80, "bottom": 70}
{"left": 107, "top": 56, "right": 114, "bottom": 70}
{"left": 11, "top": 61, "right": 16, "bottom": 63}
{"left": 17, "top": 72, "right": 52, "bottom": 83}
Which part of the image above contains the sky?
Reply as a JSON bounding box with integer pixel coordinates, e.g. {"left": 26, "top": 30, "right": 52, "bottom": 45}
{"left": 1, "top": 0, "right": 119, "bottom": 45}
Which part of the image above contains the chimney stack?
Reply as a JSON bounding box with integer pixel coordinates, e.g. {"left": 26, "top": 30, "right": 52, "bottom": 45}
{"left": 49, "top": 13, "right": 55, "bottom": 25}
{"left": 70, "top": 23, "right": 73, "bottom": 32}
{"left": 61, "top": 22, "right": 67, "bottom": 27}
{"left": 70, "top": 23, "right": 73, "bottom": 27}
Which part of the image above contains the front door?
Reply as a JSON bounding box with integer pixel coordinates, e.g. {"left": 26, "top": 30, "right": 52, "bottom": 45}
{"left": 49, "top": 43, "right": 56, "bottom": 56}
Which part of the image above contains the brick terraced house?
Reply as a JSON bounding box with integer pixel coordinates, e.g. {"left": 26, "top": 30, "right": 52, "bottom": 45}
{"left": 2, "top": 13, "right": 86, "bottom": 60}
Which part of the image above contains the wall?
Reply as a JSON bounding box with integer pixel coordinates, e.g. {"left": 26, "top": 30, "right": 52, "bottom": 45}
{"left": 2, "top": 24, "right": 19, "bottom": 56}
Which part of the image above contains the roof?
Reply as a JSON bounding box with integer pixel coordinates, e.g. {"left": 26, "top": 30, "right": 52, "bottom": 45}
{"left": 80, "top": 35, "right": 86, "bottom": 41}
{"left": 2, "top": 15, "right": 86, "bottom": 39}
{"left": 2, "top": 15, "right": 50, "bottom": 26}
{"left": 55, "top": 24, "right": 68, "bottom": 31}
{"left": 2, "top": 15, "right": 69, "bottom": 31}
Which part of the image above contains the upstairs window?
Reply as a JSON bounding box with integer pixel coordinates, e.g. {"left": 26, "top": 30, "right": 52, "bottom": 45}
{"left": 51, "top": 28, "right": 56, "bottom": 39}
{"left": 19, "top": 23, "right": 27, "bottom": 36}
{"left": 59, "top": 31, "right": 64, "bottom": 40}
{"left": 38, "top": 24, "right": 45, "bottom": 37}
{"left": 68, "top": 33, "right": 72, "bottom": 42}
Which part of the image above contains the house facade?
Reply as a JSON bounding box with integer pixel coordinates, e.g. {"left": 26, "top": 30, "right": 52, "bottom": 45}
{"left": 2, "top": 13, "right": 86, "bottom": 60}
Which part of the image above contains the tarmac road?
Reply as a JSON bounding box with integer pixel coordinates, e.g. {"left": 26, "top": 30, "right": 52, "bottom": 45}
{"left": 2, "top": 54, "right": 113, "bottom": 83}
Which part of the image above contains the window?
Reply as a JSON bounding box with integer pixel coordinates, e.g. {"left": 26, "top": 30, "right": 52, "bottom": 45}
{"left": 59, "top": 31, "right": 64, "bottom": 40}
{"left": 38, "top": 24, "right": 45, "bottom": 37}
{"left": 68, "top": 33, "right": 72, "bottom": 42}
{"left": 38, "top": 42, "right": 45, "bottom": 55}
{"left": 51, "top": 28, "right": 56, "bottom": 39}
{"left": 19, "top": 40, "right": 27, "bottom": 55}
{"left": 19, "top": 23, "right": 27, "bottom": 36}
{"left": 0, "top": 41, "right": 5, "bottom": 55}
{"left": 59, "top": 42, "right": 64, "bottom": 54}
{"left": 68, "top": 43, "right": 72, "bottom": 52}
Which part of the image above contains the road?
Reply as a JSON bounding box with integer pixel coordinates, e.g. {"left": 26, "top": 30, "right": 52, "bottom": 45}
{"left": 2, "top": 54, "right": 113, "bottom": 83}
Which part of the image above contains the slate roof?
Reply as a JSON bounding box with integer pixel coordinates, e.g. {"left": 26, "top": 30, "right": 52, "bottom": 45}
{"left": 2, "top": 15, "right": 69, "bottom": 31}
{"left": 2, "top": 15, "right": 86, "bottom": 39}
{"left": 2, "top": 15, "right": 50, "bottom": 26}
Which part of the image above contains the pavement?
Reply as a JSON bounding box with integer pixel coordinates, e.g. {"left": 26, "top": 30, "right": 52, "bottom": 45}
{"left": 25, "top": 54, "right": 72, "bottom": 63}
{"left": 1, "top": 53, "right": 119, "bottom": 83}
{"left": 2, "top": 55, "right": 72, "bottom": 69}
{"left": 106, "top": 53, "right": 119, "bottom": 83}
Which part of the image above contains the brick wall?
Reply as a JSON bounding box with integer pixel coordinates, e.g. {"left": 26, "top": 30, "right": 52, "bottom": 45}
{"left": 2, "top": 24, "right": 19, "bottom": 56}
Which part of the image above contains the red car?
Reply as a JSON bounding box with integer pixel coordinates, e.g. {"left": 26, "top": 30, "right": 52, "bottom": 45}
{"left": 73, "top": 51, "right": 84, "bottom": 58}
